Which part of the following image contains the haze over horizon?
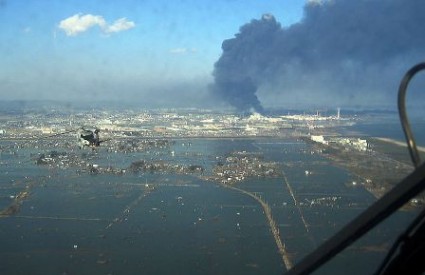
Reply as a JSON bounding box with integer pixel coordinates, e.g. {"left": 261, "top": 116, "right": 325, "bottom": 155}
{"left": 1, "top": 0, "right": 424, "bottom": 111}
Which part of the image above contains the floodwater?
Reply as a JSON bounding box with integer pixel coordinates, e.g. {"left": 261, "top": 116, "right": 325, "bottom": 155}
{"left": 0, "top": 136, "right": 418, "bottom": 274}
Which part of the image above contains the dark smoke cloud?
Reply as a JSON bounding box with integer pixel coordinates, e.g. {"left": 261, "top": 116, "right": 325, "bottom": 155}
{"left": 211, "top": 0, "right": 425, "bottom": 111}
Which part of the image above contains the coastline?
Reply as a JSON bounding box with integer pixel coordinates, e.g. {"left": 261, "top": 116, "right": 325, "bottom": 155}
{"left": 375, "top": 137, "right": 425, "bottom": 153}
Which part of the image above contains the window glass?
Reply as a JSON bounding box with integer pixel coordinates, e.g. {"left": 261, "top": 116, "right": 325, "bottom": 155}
{"left": 0, "top": 1, "right": 423, "bottom": 274}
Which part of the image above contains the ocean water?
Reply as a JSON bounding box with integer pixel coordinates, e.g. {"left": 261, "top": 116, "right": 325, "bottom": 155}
{"left": 0, "top": 134, "right": 419, "bottom": 274}
{"left": 344, "top": 114, "right": 425, "bottom": 147}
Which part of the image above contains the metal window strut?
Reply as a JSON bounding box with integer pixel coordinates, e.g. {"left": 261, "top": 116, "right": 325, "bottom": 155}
{"left": 398, "top": 62, "right": 425, "bottom": 168}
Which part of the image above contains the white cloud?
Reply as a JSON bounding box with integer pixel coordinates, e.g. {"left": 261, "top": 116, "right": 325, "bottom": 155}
{"left": 169, "top": 48, "right": 198, "bottom": 55}
{"left": 59, "top": 14, "right": 106, "bottom": 36}
{"left": 105, "top": 18, "right": 135, "bottom": 33}
{"left": 58, "top": 13, "right": 135, "bottom": 36}
{"left": 170, "top": 48, "right": 188, "bottom": 54}
{"left": 306, "top": 0, "right": 332, "bottom": 6}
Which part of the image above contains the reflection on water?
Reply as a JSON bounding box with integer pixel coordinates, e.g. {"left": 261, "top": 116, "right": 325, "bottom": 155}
{"left": 0, "top": 138, "right": 418, "bottom": 274}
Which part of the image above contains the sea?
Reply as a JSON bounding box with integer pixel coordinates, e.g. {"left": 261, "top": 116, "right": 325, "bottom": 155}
{"left": 0, "top": 113, "right": 422, "bottom": 275}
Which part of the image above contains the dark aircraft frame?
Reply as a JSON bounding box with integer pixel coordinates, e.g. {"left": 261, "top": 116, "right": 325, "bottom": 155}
{"left": 43, "top": 127, "right": 109, "bottom": 148}
{"left": 78, "top": 128, "right": 101, "bottom": 148}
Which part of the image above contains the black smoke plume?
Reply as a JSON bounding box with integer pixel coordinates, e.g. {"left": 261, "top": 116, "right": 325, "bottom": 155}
{"left": 211, "top": 0, "right": 425, "bottom": 110}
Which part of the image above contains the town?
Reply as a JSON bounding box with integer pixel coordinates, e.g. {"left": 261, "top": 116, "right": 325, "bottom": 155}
{"left": 0, "top": 104, "right": 351, "bottom": 140}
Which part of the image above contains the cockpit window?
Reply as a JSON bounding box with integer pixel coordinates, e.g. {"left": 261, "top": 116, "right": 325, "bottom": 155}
{"left": 0, "top": 1, "right": 424, "bottom": 274}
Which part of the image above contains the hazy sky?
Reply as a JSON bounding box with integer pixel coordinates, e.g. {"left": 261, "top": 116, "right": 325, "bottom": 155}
{"left": 0, "top": 0, "right": 305, "bottom": 107}
{"left": 1, "top": 0, "right": 424, "bottom": 110}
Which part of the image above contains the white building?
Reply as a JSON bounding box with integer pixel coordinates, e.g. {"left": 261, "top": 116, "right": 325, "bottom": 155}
{"left": 311, "top": 135, "right": 328, "bottom": 145}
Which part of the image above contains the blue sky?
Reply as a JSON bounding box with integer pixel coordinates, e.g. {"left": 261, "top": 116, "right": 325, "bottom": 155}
{"left": 0, "top": 0, "right": 306, "bottom": 106}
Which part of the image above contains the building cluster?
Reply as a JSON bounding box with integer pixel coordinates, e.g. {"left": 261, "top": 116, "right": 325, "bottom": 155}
{"left": 0, "top": 107, "right": 355, "bottom": 141}
{"left": 208, "top": 151, "right": 281, "bottom": 184}
{"left": 310, "top": 135, "right": 369, "bottom": 151}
